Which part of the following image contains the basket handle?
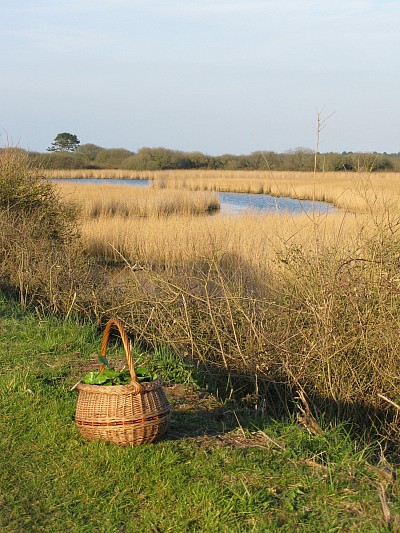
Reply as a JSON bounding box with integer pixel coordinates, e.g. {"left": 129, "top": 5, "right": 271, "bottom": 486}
{"left": 99, "top": 318, "right": 143, "bottom": 394}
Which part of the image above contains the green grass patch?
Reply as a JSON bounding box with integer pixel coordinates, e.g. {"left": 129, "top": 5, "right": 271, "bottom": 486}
{"left": 0, "top": 293, "right": 399, "bottom": 532}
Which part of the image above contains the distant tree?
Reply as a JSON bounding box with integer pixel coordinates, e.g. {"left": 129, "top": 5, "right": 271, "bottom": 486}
{"left": 122, "top": 152, "right": 159, "bottom": 171}
{"left": 47, "top": 132, "right": 80, "bottom": 152}
{"left": 284, "top": 148, "right": 314, "bottom": 171}
{"left": 75, "top": 143, "right": 103, "bottom": 161}
{"left": 323, "top": 153, "right": 355, "bottom": 172}
{"left": 132, "top": 147, "right": 191, "bottom": 170}
{"left": 94, "top": 148, "right": 133, "bottom": 168}
{"left": 248, "top": 151, "right": 282, "bottom": 170}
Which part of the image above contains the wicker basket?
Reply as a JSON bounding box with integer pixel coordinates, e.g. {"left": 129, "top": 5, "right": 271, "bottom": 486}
{"left": 75, "top": 318, "right": 170, "bottom": 445}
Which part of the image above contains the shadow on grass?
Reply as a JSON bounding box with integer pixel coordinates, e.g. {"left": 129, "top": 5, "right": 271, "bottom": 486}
{"left": 164, "top": 384, "right": 253, "bottom": 441}
{"left": 163, "top": 365, "right": 400, "bottom": 457}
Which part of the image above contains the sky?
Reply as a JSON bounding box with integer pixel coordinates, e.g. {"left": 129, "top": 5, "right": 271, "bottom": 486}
{"left": 1, "top": 0, "right": 399, "bottom": 155}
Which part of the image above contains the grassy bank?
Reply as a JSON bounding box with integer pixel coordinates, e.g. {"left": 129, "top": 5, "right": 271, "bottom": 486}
{"left": 0, "top": 294, "right": 399, "bottom": 532}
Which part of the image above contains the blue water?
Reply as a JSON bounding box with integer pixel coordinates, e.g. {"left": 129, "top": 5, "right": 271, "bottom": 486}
{"left": 52, "top": 178, "right": 334, "bottom": 214}
{"left": 218, "top": 191, "right": 333, "bottom": 214}
{"left": 53, "top": 178, "right": 149, "bottom": 188}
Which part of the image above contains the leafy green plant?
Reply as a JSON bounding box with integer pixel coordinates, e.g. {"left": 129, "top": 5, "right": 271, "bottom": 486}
{"left": 82, "top": 355, "right": 157, "bottom": 386}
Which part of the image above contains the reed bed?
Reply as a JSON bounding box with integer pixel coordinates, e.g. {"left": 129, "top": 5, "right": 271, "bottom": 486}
{"left": 47, "top": 168, "right": 400, "bottom": 214}
{"left": 54, "top": 181, "right": 220, "bottom": 218}
{"left": 80, "top": 210, "right": 373, "bottom": 272}
{"left": 44, "top": 168, "right": 154, "bottom": 180}
{"left": 150, "top": 169, "right": 400, "bottom": 214}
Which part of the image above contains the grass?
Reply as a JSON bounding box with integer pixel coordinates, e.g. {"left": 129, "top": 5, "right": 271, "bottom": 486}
{"left": 55, "top": 181, "right": 220, "bottom": 219}
{"left": 149, "top": 169, "right": 400, "bottom": 214}
{"left": 1, "top": 293, "right": 399, "bottom": 532}
{"left": 47, "top": 168, "right": 400, "bottom": 214}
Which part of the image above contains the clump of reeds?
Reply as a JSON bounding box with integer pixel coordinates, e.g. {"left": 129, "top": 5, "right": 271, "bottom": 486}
{"left": 79, "top": 210, "right": 368, "bottom": 269}
{"left": 55, "top": 182, "right": 220, "bottom": 219}
{"left": 43, "top": 168, "right": 154, "bottom": 180}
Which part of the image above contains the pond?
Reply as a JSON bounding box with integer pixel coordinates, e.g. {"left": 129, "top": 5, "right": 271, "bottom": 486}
{"left": 52, "top": 178, "right": 334, "bottom": 214}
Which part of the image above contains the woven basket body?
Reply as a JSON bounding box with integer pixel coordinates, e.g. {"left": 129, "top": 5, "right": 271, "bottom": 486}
{"left": 75, "top": 319, "right": 170, "bottom": 445}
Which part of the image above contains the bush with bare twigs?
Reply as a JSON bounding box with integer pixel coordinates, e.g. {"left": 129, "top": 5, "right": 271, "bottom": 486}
{"left": 0, "top": 148, "right": 101, "bottom": 312}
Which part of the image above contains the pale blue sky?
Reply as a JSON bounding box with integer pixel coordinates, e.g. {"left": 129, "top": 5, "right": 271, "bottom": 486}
{"left": 1, "top": 1, "right": 399, "bottom": 154}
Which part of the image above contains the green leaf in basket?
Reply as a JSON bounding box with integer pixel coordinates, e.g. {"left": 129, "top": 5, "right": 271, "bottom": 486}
{"left": 81, "top": 366, "right": 140, "bottom": 386}
{"left": 83, "top": 372, "right": 98, "bottom": 384}
{"left": 91, "top": 373, "right": 109, "bottom": 385}
{"left": 118, "top": 370, "right": 131, "bottom": 384}
{"left": 83, "top": 371, "right": 109, "bottom": 385}
{"left": 98, "top": 355, "right": 110, "bottom": 368}
{"left": 102, "top": 367, "right": 119, "bottom": 379}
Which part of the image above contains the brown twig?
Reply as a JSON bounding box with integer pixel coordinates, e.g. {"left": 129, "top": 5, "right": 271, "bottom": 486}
{"left": 378, "top": 483, "right": 392, "bottom": 529}
{"left": 296, "top": 389, "right": 323, "bottom": 436}
{"left": 378, "top": 393, "right": 400, "bottom": 412}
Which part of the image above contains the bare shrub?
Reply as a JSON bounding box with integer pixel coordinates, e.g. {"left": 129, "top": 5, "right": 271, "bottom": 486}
{"left": 0, "top": 148, "right": 102, "bottom": 313}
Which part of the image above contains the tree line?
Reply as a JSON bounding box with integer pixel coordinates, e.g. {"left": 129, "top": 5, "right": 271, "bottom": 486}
{"left": 10, "top": 142, "right": 400, "bottom": 172}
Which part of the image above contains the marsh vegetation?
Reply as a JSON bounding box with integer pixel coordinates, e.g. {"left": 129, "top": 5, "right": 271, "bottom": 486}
{"left": 3, "top": 150, "right": 400, "bottom": 443}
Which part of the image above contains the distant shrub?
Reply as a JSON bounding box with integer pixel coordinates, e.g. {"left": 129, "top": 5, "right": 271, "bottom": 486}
{"left": 0, "top": 148, "right": 77, "bottom": 241}
{"left": 94, "top": 148, "right": 134, "bottom": 169}
{"left": 41, "top": 151, "right": 88, "bottom": 169}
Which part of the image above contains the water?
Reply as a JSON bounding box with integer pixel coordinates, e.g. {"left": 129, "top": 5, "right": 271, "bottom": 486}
{"left": 218, "top": 191, "right": 333, "bottom": 214}
{"left": 53, "top": 178, "right": 149, "bottom": 188}
{"left": 52, "top": 178, "right": 334, "bottom": 214}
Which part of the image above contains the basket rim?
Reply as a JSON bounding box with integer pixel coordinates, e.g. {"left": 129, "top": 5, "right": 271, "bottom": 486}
{"left": 76, "top": 377, "right": 164, "bottom": 395}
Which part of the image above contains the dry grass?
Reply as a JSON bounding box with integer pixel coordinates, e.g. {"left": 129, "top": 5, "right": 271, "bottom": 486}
{"left": 47, "top": 168, "right": 400, "bottom": 214}
{"left": 150, "top": 169, "right": 400, "bottom": 214}
{"left": 54, "top": 181, "right": 220, "bottom": 218}
{"left": 57, "top": 175, "right": 389, "bottom": 275}
{"left": 80, "top": 209, "right": 374, "bottom": 271}
{"left": 43, "top": 168, "right": 154, "bottom": 180}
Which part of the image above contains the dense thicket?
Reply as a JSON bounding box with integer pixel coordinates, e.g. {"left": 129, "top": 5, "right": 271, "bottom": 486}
{"left": 12, "top": 145, "right": 400, "bottom": 172}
